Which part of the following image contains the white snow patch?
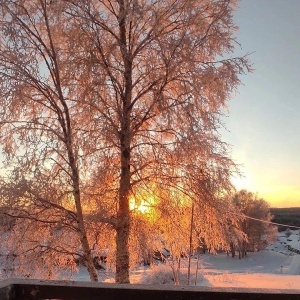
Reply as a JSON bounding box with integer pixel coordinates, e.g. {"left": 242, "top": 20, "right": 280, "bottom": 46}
{"left": 288, "top": 255, "right": 300, "bottom": 275}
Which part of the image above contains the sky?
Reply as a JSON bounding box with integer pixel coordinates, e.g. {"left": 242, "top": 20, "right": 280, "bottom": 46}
{"left": 222, "top": 0, "right": 300, "bottom": 207}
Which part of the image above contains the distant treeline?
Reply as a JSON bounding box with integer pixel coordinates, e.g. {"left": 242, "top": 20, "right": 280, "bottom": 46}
{"left": 270, "top": 207, "right": 300, "bottom": 231}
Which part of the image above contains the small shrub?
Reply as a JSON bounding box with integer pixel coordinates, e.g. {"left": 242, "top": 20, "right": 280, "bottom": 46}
{"left": 139, "top": 264, "right": 175, "bottom": 285}
{"left": 138, "top": 263, "right": 204, "bottom": 286}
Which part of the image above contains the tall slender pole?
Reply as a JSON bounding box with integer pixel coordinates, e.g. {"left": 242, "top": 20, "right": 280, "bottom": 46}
{"left": 187, "top": 202, "right": 195, "bottom": 285}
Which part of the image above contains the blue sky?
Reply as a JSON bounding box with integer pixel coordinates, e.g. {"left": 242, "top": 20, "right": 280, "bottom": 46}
{"left": 223, "top": 0, "right": 300, "bottom": 207}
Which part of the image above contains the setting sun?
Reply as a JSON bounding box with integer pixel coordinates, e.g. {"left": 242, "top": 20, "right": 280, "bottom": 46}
{"left": 129, "top": 194, "right": 157, "bottom": 214}
{"left": 129, "top": 198, "right": 149, "bottom": 213}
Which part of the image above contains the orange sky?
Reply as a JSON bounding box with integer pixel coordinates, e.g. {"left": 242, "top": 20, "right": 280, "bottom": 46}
{"left": 231, "top": 172, "right": 300, "bottom": 208}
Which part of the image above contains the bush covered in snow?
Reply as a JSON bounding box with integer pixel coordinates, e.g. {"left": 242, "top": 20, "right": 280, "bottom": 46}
{"left": 138, "top": 263, "right": 204, "bottom": 285}
{"left": 139, "top": 264, "right": 175, "bottom": 285}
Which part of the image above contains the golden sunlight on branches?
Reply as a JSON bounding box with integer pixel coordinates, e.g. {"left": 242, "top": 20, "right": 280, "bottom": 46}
{"left": 129, "top": 190, "right": 158, "bottom": 217}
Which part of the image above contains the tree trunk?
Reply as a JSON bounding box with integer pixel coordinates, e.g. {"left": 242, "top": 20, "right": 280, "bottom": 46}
{"left": 115, "top": 135, "right": 131, "bottom": 282}
{"left": 68, "top": 143, "right": 98, "bottom": 282}
{"left": 115, "top": 0, "right": 132, "bottom": 283}
{"left": 73, "top": 176, "right": 98, "bottom": 282}
{"left": 230, "top": 242, "right": 235, "bottom": 258}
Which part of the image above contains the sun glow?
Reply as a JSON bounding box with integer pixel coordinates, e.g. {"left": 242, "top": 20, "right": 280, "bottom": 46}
{"left": 129, "top": 192, "right": 157, "bottom": 215}
{"left": 129, "top": 198, "right": 149, "bottom": 213}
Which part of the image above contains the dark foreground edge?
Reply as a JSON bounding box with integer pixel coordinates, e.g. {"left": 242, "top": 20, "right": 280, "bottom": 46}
{"left": 1, "top": 278, "right": 300, "bottom": 300}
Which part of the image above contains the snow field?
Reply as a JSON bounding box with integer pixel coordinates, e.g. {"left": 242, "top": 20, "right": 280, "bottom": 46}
{"left": 72, "top": 230, "right": 300, "bottom": 289}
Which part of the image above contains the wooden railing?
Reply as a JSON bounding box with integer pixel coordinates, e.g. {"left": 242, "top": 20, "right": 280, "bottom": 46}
{"left": 1, "top": 278, "right": 300, "bottom": 300}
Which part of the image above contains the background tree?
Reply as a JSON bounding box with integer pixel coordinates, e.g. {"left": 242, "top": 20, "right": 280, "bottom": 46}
{"left": 232, "top": 190, "right": 277, "bottom": 258}
{"left": 271, "top": 207, "right": 300, "bottom": 232}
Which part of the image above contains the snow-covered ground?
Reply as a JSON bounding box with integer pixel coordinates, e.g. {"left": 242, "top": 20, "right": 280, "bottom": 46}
{"left": 2, "top": 229, "right": 299, "bottom": 290}
{"left": 73, "top": 230, "right": 300, "bottom": 289}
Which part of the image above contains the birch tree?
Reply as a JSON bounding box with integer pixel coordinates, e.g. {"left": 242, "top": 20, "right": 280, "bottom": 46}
{"left": 0, "top": 0, "right": 99, "bottom": 281}
{"left": 232, "top": 190, "right": 277, "bottom": 257}
{"left": 63, "top": 0, "right": 251, "bottom": 283}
